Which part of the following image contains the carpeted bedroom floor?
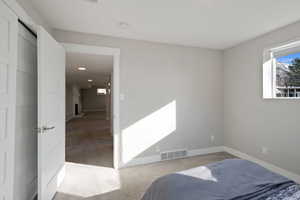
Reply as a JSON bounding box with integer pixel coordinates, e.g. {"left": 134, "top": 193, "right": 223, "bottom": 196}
{"left": 56, "top": 111, "right": 236, "bottom": 200}
{"left": 54, "top": 152, "right": 235, "bottom": 200}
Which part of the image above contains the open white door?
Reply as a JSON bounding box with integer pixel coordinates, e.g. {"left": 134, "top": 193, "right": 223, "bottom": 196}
{"left": 37, "top": 26, "right": 66, "bottom": 200}
{"left": 0, "top": 1, "right": 17, "bottom": 200}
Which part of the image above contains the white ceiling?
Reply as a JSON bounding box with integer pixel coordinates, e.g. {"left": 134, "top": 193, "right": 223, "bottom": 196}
{"left": 66, "top": 52, "right": 113, "bottom": 88}
{"left": 30, "top": 0, "right": 300, "bottom": 49}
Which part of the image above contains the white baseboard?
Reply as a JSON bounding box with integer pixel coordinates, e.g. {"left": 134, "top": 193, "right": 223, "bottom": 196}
{"left": 223, "top": 146, "right": 300, "bottom": 183}
{"left": 189, "top": 146, "right": 224, "bottom": 157}
{"left": 82, "top": 109, "right": 105, "bottom": 112}
{"left": 121, "top": 146, "right": 300, "bottom": 184}
{"left": 123, "top": 155, "right": 161, "bottom": 168}
{"left": 122, "top": 146, "right": 224, "bottom": 168}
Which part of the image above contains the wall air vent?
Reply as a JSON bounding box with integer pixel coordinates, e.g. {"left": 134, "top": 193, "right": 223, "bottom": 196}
{"left": 161, "top": 149, "right": 187, "bottom": 161}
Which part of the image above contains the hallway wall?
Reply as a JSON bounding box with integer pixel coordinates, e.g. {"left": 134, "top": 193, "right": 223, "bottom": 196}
{"left": 81, "top": 86, "right": 106, "bottom": 112}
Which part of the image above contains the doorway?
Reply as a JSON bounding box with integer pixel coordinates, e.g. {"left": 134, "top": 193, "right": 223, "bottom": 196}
{"left": 75, "top": 104, "right": 79, "bottom": 115}
{"left": 65, "top": 52, "right": 114, "bottom": 167}
{"left": 54, "top": 44, "right": 120, "bottom": 198}
{"left": 62, "top": 43, "right": 122, "bottom": 169}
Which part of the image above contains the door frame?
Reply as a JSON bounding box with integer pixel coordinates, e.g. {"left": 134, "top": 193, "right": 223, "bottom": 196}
{"left": 62, "top": 43, "right": 121, "bottom": 169}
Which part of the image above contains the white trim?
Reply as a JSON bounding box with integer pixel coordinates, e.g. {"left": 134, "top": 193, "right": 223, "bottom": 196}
{"left": 61, "top": 43, "right": 121, "bottom": 169}
{"left": 188, "top": 146, "right": 224, "bottom": 157}
{"left": 122, "top": 146, "right": 300, "bottom": 184}
{"left": 224, "top": 147, "right": 300, "bottom": 183}
{"left": 122, "top": 146, "right": 224, "bottom": 168}
{"left": 263, "top": 38, "right": 300, "bottom": 100}
{"left": 0, "top": 1, "right": 18, "bottom": 199}
{"left": 82, "top": 109, "right": 106, "bottom": 112}
{"left": 62, "top": 43, "right": 120, "bottom": 56}
{"left": 269, "top": 39, "right": 300, "bottom": 53}
{"left": 123, "top": 155, "right": 161, "bottom": 168}
{"left": 268, "top": 97, "right": 300, "bottom": 100}
{"left": 263, "top": 49, "right": 275, "bottom": 99}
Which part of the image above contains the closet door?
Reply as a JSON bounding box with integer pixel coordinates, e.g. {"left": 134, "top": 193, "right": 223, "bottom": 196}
{"left": 37, "top": 26, "right": 66, "bottom": 200}
{"left": 14, "top": 22, "right": 37, "bottom": 200}
{"left": 0, "top": 1, "right": 18, "bottom": 200}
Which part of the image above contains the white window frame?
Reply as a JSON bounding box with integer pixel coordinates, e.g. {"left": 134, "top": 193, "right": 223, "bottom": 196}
{"left": 263, "top": 39, "right": 300, "bottom": 99}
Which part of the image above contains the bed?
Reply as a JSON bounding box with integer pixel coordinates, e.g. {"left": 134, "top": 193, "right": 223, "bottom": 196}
{"left": 142, "top": 159, "right": 300, "bottom": 200}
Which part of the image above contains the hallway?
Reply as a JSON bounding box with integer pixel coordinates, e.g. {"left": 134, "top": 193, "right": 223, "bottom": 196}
{"left": 66, "top": 111, "right": 113, "bottom": 168}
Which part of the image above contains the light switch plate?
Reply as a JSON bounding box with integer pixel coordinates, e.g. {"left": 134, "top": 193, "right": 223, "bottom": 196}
{"left": 120, "top": 94, "right": 125, "bottom": 101}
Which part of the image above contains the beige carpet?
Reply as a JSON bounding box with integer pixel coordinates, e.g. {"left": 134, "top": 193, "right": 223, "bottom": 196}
{"left": 54, "top": 152, "right": 235, "bottom": 200}
{"left": 60, "top": 112, "right": 235, "bottom": 200}
{"left": 66, "top": 111, "right": 113, "bottom": 168}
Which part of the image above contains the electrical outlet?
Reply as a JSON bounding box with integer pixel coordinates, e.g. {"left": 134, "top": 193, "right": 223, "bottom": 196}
{"left": 262, "top": 147, "right": 269, "bottom": 155}
{"left": 120, "top": 94, "right": 125, "bottom": 101}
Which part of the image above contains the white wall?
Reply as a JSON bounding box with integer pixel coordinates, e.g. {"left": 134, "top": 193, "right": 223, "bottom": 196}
{"left": 14, "top": 23, "right": 37, "bottom": 200}
{"left": 81, "top": 86, "right": 106, "bottom": 112}
{"left": 13, "top": 0, "right": 300, "bottom": 176}
{"left": 53, "top": 29, "right": 224, "bottom": 166}
{"left": 224, "top": 21, "right": 300, "bottom": 175}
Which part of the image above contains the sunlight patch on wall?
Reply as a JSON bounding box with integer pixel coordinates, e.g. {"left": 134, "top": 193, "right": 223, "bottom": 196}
{"left": 122, "top": 101, "right": 176, "bottom": 164}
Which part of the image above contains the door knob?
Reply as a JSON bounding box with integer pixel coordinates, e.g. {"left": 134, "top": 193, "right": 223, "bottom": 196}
{"left": 42, "top": 126, "right": 55, "bottom": 132}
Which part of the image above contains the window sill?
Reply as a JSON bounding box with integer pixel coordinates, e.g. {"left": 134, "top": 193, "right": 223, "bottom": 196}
{"left": 264, "top": 97, "right": 300, "bottom": 100}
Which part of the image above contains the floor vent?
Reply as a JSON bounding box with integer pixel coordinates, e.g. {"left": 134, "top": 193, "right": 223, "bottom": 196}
{"left": 161, "top": 150, "right": 187, "bottom": 161}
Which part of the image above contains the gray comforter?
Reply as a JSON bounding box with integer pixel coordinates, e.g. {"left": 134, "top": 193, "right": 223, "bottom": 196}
{"left": 142, "top": 159, "right": 295, "bottom": 200}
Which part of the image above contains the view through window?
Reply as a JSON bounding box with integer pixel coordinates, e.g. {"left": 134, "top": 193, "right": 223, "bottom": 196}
{"left": 97, "top": 88, "right": 107, "bottom": 95}
{"left": 276, "top": 52, "right": 300, "bottom": 97}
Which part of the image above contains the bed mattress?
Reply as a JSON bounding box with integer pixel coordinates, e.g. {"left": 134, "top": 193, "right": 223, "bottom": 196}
{"left": 141, "top": 159, "right": 299, "bottom": 200}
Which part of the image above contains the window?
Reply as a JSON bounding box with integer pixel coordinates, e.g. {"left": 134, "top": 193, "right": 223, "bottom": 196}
{"left": 276, "top": 53, "right": 300, "bottom": 97}
{"left": 97, "top": 88, "right": 107, "bottom": 95}
{"left": 263, "top": 40, "right": 300, "bottom": 99}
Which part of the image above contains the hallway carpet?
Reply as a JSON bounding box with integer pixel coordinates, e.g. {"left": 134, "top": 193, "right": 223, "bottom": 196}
{"left": 66, "top": 111, "right": 113, "bottom": 168}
